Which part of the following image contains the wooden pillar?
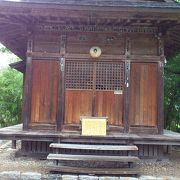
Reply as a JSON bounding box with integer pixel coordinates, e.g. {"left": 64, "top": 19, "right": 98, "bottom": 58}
{"left": 124, "top": 37, "right": 131, "bottom": 133}
{"left": 22, "top": 57, "right": 32, "bottom": 130}
{"left": 157, "top": 34, "right": 165, "bottom": 134}
{"left": 57, "top": 34, "right": 66, "bottom": 131}
{"left": 157, "top": 61, "right": 164, "bottom": 134}
{"left": 12, "top": 140, "right": 16, "bottom": 149}
{"left": 22, "top": 33, "right": 33, "bottom": 130}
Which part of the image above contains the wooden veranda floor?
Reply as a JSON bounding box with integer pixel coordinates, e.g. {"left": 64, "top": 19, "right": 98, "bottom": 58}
{"left": 0, "top": 124, "right": 180, "bottom": 146}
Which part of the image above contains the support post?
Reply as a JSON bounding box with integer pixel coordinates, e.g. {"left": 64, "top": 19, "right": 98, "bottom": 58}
{"left": 57, "top": 34, "right": 66, "bottom": 131}
{"left": 12, "top": 140, "right": 16, "bottom": 149}
{"left": 22, "top": 56, "right": 33, "bottom": 130}
{"left": 124, "top": 37, "right": 131, "bottom": 133}
{"left": 157, "top": 61, "right": 164, "bottom": 134}
{"left": 157, "top": 34, "right": 165, "bottom": 134}
{"left": 22, "top": 32, "right": 33, "bottom": 130}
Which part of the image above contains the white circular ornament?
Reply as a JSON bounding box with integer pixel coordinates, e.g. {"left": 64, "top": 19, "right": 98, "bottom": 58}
{"left": 90, "top": 46, "right": 102, "bottom": 58}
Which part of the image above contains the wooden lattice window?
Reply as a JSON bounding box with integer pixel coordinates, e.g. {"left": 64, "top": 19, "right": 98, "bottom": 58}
{"left": 65, "top": 61, "right": 124, "bottom": 91}
{"left": 96, "top": 62, "right": 124, "bottom": 91}
{"left": 65, "top": 61, "right": 93, "bottom": 89}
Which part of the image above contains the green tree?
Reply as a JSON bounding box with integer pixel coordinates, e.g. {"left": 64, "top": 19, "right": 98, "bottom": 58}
{"left": 0, "top": 68, "right": 23, "bottom": 127}
{"left": 164, "top": 54, "right": 180, "bottom": 132}
{"left": 0, "top": 46, "right": 23, "bottom": 127}
{"left": 0, "top": 47, "right": 11, "bottom": 53}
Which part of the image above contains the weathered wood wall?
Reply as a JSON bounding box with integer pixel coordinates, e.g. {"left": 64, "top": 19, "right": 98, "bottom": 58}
{"left": 66, "top": 32, "right": 125, "bottom": 55}
{"left": 131, "top": 34, "right": 158, "bottom": 55}
{"left": 30, "top": 60, "right": 59, "bottom": 128}
{"left": 65, "top": 90, "right": 93, "bottom": 124}
{"left": 26, "top": 27, "right": 161, "bottom": 133}
{"left": 128, "top": 63, "right": 158, "bottom": 132}
{"left": 95, "top": 91, "right": 123, "bottom": 126}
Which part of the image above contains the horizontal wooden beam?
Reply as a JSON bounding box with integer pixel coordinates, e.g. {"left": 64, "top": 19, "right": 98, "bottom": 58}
{"left": 0, "top": 125, "right": 180, "bottom": 145}
{"left": 49, "top": 143, "right": 138, "bottom": 151}
{"left": 47, "top": 154, "right": 140, "bottom": 162}
{"left": 48, "top": 165, "right": 139, "bottom": 175}
{"left": 29, "top": 52, "right": 161, "bottom": 61}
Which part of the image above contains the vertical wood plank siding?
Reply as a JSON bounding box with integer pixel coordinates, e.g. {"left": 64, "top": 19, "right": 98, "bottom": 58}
{"left": 65, "top": 90, "right": 93, "bottom": 124}
{"left": 25, "top": 30, "right": 161, "bottom": 133}
{"left": 64, "top": 60, "right": 124, "bottom": 126}
{"left": 31, "top": 60, "right": 59, "bottom": 124}
{"left": 129, "top": 63, "right": 158, "bottom": 127}
{"left": 95, "top": 91, "right": 123, "bottom": 126}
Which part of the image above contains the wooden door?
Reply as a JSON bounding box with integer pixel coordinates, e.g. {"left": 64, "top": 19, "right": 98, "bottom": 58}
{"left": 65, "top": 61, "right": 93, "bottom": 124}
{"left": 95, "top": 62, "right": 124, "bottom": 126}
{"left": 64, "top": 60, "right": 124, "bottom": 127}
{"left": 128, "top": 63, "right": 158, "bottom": 129}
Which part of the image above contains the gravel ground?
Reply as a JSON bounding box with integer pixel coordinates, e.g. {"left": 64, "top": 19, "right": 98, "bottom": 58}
{"left": 0, "top": 140, "right": 180, "bottom": 177}
{"left": 0, "top": 141, "right": 47, "bottom": 173}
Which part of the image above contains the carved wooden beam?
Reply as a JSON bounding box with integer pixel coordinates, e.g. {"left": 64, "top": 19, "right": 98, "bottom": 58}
{"left": 35, "top": 24, "right": 158, "bottom": 34}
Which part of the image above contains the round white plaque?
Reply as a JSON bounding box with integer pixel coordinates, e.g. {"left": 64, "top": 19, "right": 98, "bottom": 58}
{"left": 90, "top": 46, "right": 102, "bottom": 58}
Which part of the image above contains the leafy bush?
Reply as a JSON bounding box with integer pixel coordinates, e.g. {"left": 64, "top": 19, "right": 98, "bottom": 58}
{"left": 0, "top": 68, "right": 23, "bottom": 127}
{"left": 164, "top": 54, "right": 180, "bottom": 132}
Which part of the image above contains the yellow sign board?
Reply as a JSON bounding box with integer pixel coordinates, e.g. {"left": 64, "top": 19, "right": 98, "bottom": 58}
{"left": 81, "top": 117, "right": 107, "bottom": 136}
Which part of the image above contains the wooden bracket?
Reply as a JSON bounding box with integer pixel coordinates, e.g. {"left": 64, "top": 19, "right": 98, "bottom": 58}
{"left": 157, "top": 33, "right": 164, "bottom": 57}
{"left": 125, "top": 38, "right": 131, "bottom": 59}
{"left": 27, "top": 31, "right": 33, "bottom": 53}
{"left": 60, "top": 34, "right": 67, "bottom": 55}
{"left": 60, "top": 57, "right": 65, "bottom": 72}
{"left": 125, "top": 61, "right": 131, "bottom": 88}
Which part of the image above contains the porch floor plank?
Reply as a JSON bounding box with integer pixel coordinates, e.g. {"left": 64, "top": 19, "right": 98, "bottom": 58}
{"left": 47, "top": 154, "right": 140, "bottom": 162}
{"left": 50, "top": 143, "right": 138, "bottom": 151}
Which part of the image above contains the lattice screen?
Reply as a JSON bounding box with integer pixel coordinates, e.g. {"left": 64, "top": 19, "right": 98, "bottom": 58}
{"left": 65, "top": 61, "right": 93, "bottom": 89}
{"left": 65, "top": 61, "right": 124, "bottom": 90}
{"left": 96, "top": 62, "right": 124, "bottom": 90}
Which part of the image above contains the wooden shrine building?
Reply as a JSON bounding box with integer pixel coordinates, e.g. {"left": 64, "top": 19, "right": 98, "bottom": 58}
{"left": 0, "top": 0, "right": 180, "bottom": 170}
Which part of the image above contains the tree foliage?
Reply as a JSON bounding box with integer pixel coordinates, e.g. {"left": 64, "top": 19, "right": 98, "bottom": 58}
{"left": 164, "top": 54, "right": 180, "bottom": 132}
{"left": 0, "top": 47, "right": 11, "bottom": 53}
{"left": 0, "top": 68, "right": 23, "bottom": 127}
{"left": 0, "top": 46, "right": 23, "bottom": 128}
